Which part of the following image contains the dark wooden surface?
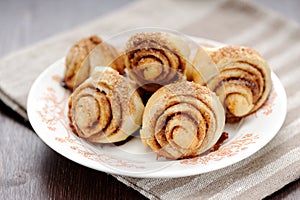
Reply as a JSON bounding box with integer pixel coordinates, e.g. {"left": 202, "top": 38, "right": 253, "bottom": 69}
{"left": 0, "top": 101, "right": 146, "bottom": 200}
{"left": 0, "top": 0, "right": 299, "bottom": 199}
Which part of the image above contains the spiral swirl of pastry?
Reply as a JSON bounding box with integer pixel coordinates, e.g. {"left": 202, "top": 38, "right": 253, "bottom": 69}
{"left": 193, "top": 46, "right": 271, "bottom": 122}
{"left": 68, "top": 67, "right": 144, "bottom": 143}
{"left": 124, "top": 32, "right": 190, "bottom": 92}
{"left": 64, "top": 35, "right": 124, "bottom": 90}
{"left": 140, "top": 81, "right": 225, "bottom": 159}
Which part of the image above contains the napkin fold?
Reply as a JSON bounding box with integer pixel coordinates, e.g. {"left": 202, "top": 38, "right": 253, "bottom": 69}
{"left": 1, "top": 0, "right": 300, "bottom": 199}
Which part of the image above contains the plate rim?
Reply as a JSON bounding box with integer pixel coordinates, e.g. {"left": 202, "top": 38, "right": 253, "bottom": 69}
{"left": 27, "top": 37, "right": 287, "bottom": 178}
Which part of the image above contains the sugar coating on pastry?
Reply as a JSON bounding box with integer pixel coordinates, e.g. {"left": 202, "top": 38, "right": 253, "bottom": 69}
{"left": 193, "top": 46, "right": 271, "bottom": 122}
{"left": 68, "top": 67, "right": 144, "bottom": 143}
{"left": 140, "top": 81, "right": 225, "bottom": 159}
{"left": 124, "top": 32, "right": 191, "bottom": 92}
{"left": 64, "top": 35, "right": 125, "bottom": 90}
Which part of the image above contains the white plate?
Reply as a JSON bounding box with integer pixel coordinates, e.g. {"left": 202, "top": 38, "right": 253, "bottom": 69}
{"left": 27, "top": 37, "right": 287, "bottom": 178}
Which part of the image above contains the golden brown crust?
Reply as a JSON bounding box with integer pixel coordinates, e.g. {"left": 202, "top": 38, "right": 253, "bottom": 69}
{"left": 140, "top": 81, "right": 225, "bottom": 159}
{"left": 208, "top": 46, "right": 263, "bottom": 64}
{"left": 68, "top": 67, "right": 144, "bottom": 143}
{"left": 124, "top": 32, "right": 190, "bottom": 93}
{"left": 64, "top": 35, "right": 125, "bottom": 90}
{"left": 192, "top": 46, "right": 271, "bottom": 122}
{"left": 64, "top": 35, "right": 102, "bottom": 90}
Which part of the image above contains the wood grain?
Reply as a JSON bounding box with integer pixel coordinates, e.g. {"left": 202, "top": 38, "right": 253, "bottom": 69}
{"left": 0, "top": 0, "right": 299, "bottom": 199}
{"left": 0, "top": 101, "right": 146, "bottom": 200}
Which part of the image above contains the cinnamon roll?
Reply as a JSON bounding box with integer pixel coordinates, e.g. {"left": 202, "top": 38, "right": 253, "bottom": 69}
{"left": 124, "top": 32, "right": 190, "bottom": 92}
{"left": 68, "top": 67, "right": 144, "bottom": 143}
{"left": 140, "top": 81, "right": 225, "bottom": 159}
{"left": 64, "top": 35, "right": 124, "bottom": 90}
{"left": 193, "top": 46, "right": 271, "bottom": 122}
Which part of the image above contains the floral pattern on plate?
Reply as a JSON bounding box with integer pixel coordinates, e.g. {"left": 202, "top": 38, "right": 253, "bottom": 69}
{"left": 28, "top": 38, "right": 287, "bottom": 178}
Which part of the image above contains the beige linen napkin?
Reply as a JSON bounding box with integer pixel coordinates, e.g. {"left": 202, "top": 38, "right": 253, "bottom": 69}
{"left": 1, "top": 0, "right": 300, "bottom": 199}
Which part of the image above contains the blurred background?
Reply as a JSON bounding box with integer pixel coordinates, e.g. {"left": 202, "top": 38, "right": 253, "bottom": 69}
{"left": 0, "top": 0, "right": 300, "bottom": 199}
{"left": 0, "top": 0, "right": 300, "bottom": 58}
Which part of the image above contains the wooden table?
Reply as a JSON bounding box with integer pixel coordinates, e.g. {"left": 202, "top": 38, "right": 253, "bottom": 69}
{"left": 1, "top": 0, "right": 299, "bottom": 199}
